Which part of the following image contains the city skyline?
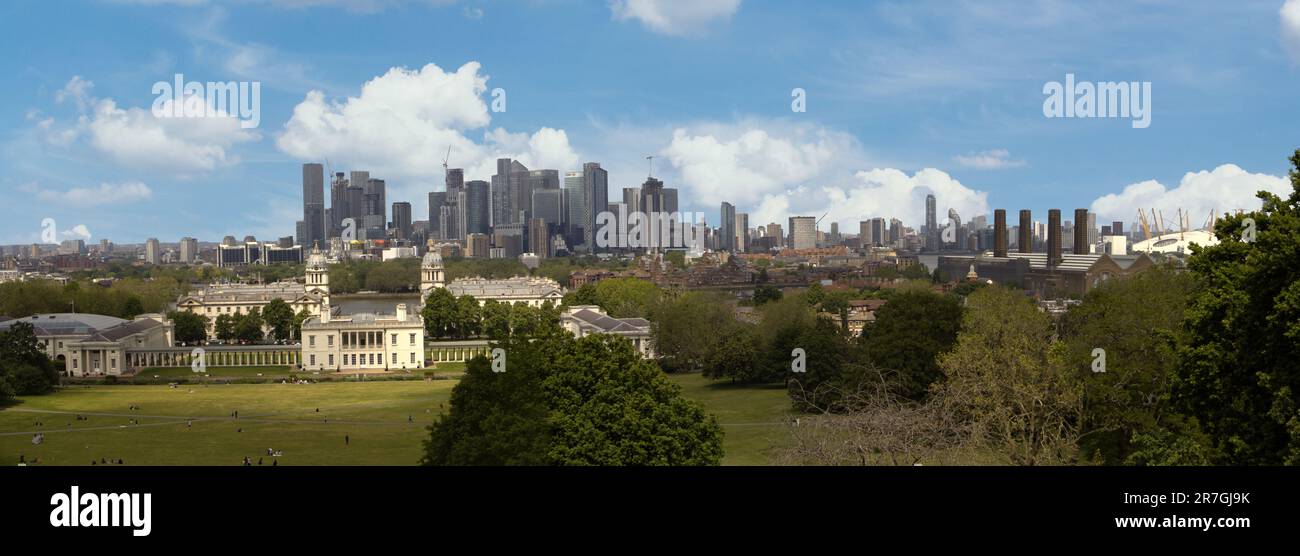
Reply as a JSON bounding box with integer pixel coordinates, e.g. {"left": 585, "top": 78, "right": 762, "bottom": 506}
{"left": 3, "top": 1, "right": 1299, "bottom": 245}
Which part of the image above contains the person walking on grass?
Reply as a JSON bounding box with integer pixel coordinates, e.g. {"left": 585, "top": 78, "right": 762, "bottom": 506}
{"left": 345, "top": 434, "right": 349, "bottom": 447}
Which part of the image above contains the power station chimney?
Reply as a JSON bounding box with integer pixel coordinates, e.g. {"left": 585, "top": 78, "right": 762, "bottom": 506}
{"left": 1074, "top": 208, "right": 1090, "bottom": 254}
{"left": 1048, "top": 209, "right": 1062, "bottom": 267}
{"left": 1018, "top": 209, "right": 1032, "bottom": 253}
{"left": 994, "top": 209, "right": 1007, "bottom": 258}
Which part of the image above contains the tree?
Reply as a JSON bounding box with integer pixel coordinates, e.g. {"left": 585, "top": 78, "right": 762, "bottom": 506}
{"left": 1174, "top": 149, "right": 1300, "bottom": 465}
{"left": 1059, "top": 265, "right": 1206, "bottom": 465}
{"left": 122, "top": 296, "right": 144, "bottom": 318}
{"left": 262, "top": 299, "right": 295, "bottom": 342}
{"left": 455, "top": 295, "right": 481, "bottom": 339}
{"left": 592, "top": 277, "right": 660, "bottom": 318}
{"left": 167, "top": 310, "right": 209, "bottom": 344}
{"left": 650, "top": 291, "right": 734, "bottom": 372}
{"left": 422, "top": 323, "right": 723, "bottom": 465}
{"left": 752, "top": 285, "right": 782, "bottom": 305}
{"left": 480, "top": 300, "right": 512, "bottom": 340}
{"left": 0, "top": 321, "right": 59, "bottom": 397}
{"left": 933, "top": 286, "right": 1083, "bottom": 465}
{"left": 421, "top": 288, "right": 458, "bottom": 340}
{"left": 291, "top": 308, "right": 313, "bottom": 342}
{"left": 562, "top": 283, "right": 599, "bottom": 307}
{"left": 214, "top": 314, "right": 236, "bottom": 342}
{"left": 701, "top": 323, "right": 763, "bottom": 382}
{"left": 234, "top": 308, "right": 265, "bottom": 343}
{"left": 858, "top": 290, "right": 962, "bottom": 400}
{"left": 804, "top": 282, "right": 826, "bottom": 306}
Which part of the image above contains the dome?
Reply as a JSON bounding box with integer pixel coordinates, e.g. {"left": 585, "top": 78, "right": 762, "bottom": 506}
{"left": 306, "top": 243, "right": 328, "bottom": 269}
{"left": 422, "top": 251, "right": 443, "bottom": 268}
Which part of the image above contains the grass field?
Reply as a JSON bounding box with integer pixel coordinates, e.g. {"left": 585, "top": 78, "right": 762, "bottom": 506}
{"left": 1, "top": 370, "right": 791, "bottom": 466}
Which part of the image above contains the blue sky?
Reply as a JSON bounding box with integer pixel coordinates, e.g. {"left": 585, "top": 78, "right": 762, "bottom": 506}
{"left": 2, "top": 0, "right": 1298, "bottom": 245}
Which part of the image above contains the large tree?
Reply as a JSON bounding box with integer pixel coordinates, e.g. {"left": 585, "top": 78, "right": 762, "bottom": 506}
{"left": 1174, "top": 149, "right": 1300, "bottom": 465}
{"left": 858, "top": 290, "right": 963, "bottom": 400}
{"left": 167, "top": 310, "right": 209, "bottom": 344}
{"left": 261, "top": 298, "right": 295, "bottom": 342}
{"left": 422, "top": 325, "right": 723, "bottom": 466}
{"left": 0, "top": 321, "right": 59, "bottom": 397}
{"left": 421, "top": 287, "right": 458, "bottom": 340}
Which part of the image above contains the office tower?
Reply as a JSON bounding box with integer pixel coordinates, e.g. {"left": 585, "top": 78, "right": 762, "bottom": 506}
{"left": 392, "top": 202, "right": 412, "bottom": 240}
{"left": 302, "top": 163, "right": 326, "bottom": 247}
{"left": 179, "top": 237, "right": 198, "bottom": 263}
{"left": 1088, "top": 212, "right": 1098, "bottom": 247}
{"left": 277, "top": 236, "right": 293, "bottom": 248}
{"left": 859, "top": 220, "right": 872, "bottom": 247}
{"left": 582, "top": 162, "right": 608, "bottom": 252}
{"left": 465, "top": 233, "right": 490, "bottom": 258}
{"left": 529, "top": 217, "right": 550, "bottom": 258}
{"left": 789, "top": 216, "right": 816, "bottom": 250}
{"left": 1074, "top": 208, "right": 1090, "bottom": 254}
{"left": 363, "top": 179, "right": 386, "bottom": 223}
{"left": 564, "top": 171, "right": 585, "bottom": 247}
{"left": 428, "top": 191, "right": 446, "bottom": 238}
{"left": 720, "top": 202, "right": 736, "bottom": 252}
{"left": 329, "top": 172, "right": 349, "bottom": 237}
{"left": 623, "top": 187, "right": 642, "bottom": 214}
{"left": 1019, "top": 210, "right": 1032, "bottom": 253}
{"left": 925, "top": 193, "right": 937, "bottom": 250}
{"left": 531, "top": 189, "right": 563, "bottom": 228}
{"left": 464, "top": 180, "right": 490, "bottom": 235}
{"left": 99, "top": 239, "right": 111, "bottom": 253}
{"left": 1112, "top": 221, "right": 1124, "bottom": 237}
{"left": 491, "top": 159, "right": 513, "bottom": 228}
{"left": 766, "top": 223, "right": 783, "bottom": 244}
{"left": 736, "top": 213, "right": 750, "bottom": 252}
{"left": 1048, "top": 209, "right": 1062, "bottom": 266}
{"left": 145, "top": 238, "right": 161, "bottom": 265}
{"left": 994, "top": 209, "right": 1007, "bottom": 258}
{"left": 508, "top": 161, "right": 531, "bottom": 223}
{"left": 828, "top": 221, "right": 839, "bottom": 245}
{"left": 349, "top": 171, "right": 370, "bottom": 198}
{"left": 871, "top": 217, "right": 886, "bottom": 247}
{"left": 445, "top": 168, "right": 464, "bottom": 196}
{"left": 889, "top": 218, "right": 902, "bottom": 243}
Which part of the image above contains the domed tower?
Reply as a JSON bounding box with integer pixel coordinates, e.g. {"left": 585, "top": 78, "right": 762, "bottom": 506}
{"left": 420, "top": 250, "right": 445, "bottom": 305}
{"left": 305, "top": 243, "right": 330, "bottom": 311}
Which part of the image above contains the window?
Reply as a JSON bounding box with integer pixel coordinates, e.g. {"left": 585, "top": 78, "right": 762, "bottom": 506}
{"left": 409, "top": 333, "right": 416, "bottom": 345}
{"left": 328, "top": 355, "right": 334, "bottom": 366}
{"left": 392, "top": 353, "right": 397, "bottom": 364}
{"left": 308, "top": 335, "right": 316, "bottom": 348}
{"left": 327, "top": 335, "right": 333, "bottom": 346}
{"left": 410, "top": 353, "right": 416, "bottom": 363}
{"left": 310, "top": 354, "right": 316, "bottom": 365}
{"left": 391, "top": 334, "right": 397, "bottom": 346}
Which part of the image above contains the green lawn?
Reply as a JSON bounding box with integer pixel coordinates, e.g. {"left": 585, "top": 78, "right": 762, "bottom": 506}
{"left": 668, "top": 372, "right": 794, "bottom": 466}
{"left": 138, "top": 366, "right": 294, "bottom": 378}
{"left": 1, "top": 380, "right": 454, "bottom": 466}
{"left": 2, "top": 368, "right": 790, "bottom": 466}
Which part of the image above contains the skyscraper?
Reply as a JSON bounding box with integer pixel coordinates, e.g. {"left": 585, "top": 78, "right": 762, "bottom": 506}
{"left": 179, "top": 237, "right": 198, "bottom": 264}
{"left": 736, "top": 212, "right": 749, "bottom": 253}
{"left": 720, "top": 202, "right": 736, "bottom": 252}
{"left": 392, "top": 202, "right": 412, "bottom": 240}
{"left": 582, "top": 162, "right": 608, "bottom": 252}
{"left": 789, "top": 216, "right": 816, "bottom": 250}
{"left": 145, "top": 238, "right": 161, "bottom": 265}
{"left": 302, "top": 163, "right": 326, "bottom": 247}
{"left": 428, "top": 191, "right": 446, "bottom": 239}
{"left": 925, "top": 193, "right": 937, "bottom": 251}
{"left": 491, "top": 159, "right": 513, "bottom": 228}
{"left": 465, "top": 180, "right": 490, "bottom": 236}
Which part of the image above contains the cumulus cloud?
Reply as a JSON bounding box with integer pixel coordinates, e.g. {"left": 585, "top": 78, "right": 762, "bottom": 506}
{"left": 38, "top": 76, "right": 259, "bottom": 174}
{"left": 654, "top": 118, "right": 988, "bottom": 233}
{"left": 953, "top": 148, "right": 1026, "bottom": 170}
{"left": 1090, "top": 164, "right": 1290, "bottom": 227}
{"left": 277, "top": 61, "right": 581, "bottom": 213}
{"left": 62, "top": 224, "right": 93, "bottom": 241}
{"left": 30, "top": 182, "right": 154, "bottom": 206}
{"left": 610, "top": 0, "right": 741, "bottom": 36}
{"left": 1282, "top": 0, "right": 1300, "bottom": 61}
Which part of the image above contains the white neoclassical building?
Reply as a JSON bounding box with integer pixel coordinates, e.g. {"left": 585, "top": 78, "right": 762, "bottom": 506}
{"left": 299, "top": 303, "right": 425, "bottom": 372}
{"left": 420, "top": 251, "right": 564, "bottom": 307}
{"left": 176, "top": 245, "right": 332, "bottom": 337}
{"left": 560, "top": 305, "right": 655, "bottom": 359}
{"left": 0, "top": 313, "right": 173, "bottom": 377}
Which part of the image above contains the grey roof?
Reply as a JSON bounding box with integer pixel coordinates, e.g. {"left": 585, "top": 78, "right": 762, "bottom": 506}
{"left": 81, "top": 318, "right": 166, "bottom": 342}
{"left": 567, "top": 308, "right": 650, "bottom": 333}
{"left": 0, "top": 313, "right": 128, "bottom": 336}
{"left": 447, "top": 277, "right": 563, "bottom": 298}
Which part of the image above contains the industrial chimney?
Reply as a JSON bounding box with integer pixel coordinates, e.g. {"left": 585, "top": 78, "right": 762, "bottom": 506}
{"left": 1074, "top": 208, "right": 1090, "bottom": 255}
{"left": 1048, "top": 209, "right": 1062, "bottom": 267}
{"left": 994, "top": 209, "right": 1007, "bottom": 258}
{"left": 1018, "top": 209, "right": 1032, "bottom": 253}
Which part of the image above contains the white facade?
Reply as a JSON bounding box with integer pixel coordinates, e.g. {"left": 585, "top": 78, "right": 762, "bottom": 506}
{"left": 300, "top": 303, "right": 425, "bottom": 372}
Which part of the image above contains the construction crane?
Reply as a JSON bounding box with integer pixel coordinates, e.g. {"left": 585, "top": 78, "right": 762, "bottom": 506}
{"left": 1205, "top": 209, "right": 1217, "bottom": 234}
{"left": 1137, "top": 208, "right": 1152, "bottom": 241}
{"left": 442, "top": 146, "right": 451, "bottom": 178}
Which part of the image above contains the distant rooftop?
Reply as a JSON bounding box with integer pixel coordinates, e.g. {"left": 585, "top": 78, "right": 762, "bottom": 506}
{"left": 0, "top": 313, "right": 128, "bottom": 336}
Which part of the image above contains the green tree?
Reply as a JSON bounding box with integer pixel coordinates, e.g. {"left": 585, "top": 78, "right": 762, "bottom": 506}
{"left": 934, "top": 287, "right": 1083, "bottom": 466}
{"left": 167, "top": 310, "right": 209, "bottom": 344}
{"left": 752, "top": 284, "right": 782, "bottom": 305}
{"left": 650, "top": 291, "right": 735, "bottom": 372}
{"left": 262, "top": 298, "right": 295, "bottom": 342}
{"left": 234, "top": 308, "right": 265, "bottom": 343}
{"left": 701, "top": 323, "right": 763, "bottom": 382}
{"left": 421, "top": 287, "right": 458, "bottom": 339}
{"left": 122, "top": 296, "right": 144, "bottom": 318}
{"left": 858, "top": 290, "right": 963, "bottom": 400}
{"left": 214, "top": 314, "right": 236, "bottom": 342}
{"left": 455, "top": 295, "right": 482, "bottom": 339}
{"left": 0, "top": 321, "right": 59, "bottom": 397}
{"left": 291, "top": 308, "right": 313, "bottom": 342}
{"left": 1174, "top": 149, "right": 1300, "bottom": 464}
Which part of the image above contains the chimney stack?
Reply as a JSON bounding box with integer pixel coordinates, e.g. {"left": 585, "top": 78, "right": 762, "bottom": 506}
{"left": 1018, "top": 210, "right": 1032, "bottom": 253}
{"left": 1048, "top": 209, "right": 1062, "bottom": 267}
{"left": 1074, "top": 208, "right": 1090, "bottom": 254}
{"left": 994, "top": 209, "right": 1007, "bottom": 258}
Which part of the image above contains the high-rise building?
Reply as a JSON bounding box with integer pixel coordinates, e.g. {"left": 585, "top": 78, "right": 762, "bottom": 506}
{"left": 302, "top": 163, "right": 326, "bottom": 247}
{"left": 465, "top": 180, "right": 490, "bottom": 236}
{"left": 564, "top": 171, "right": 586, "bottom": 248}
{"left": 329, "top": 172, "right": 349, "bottom": 237}
{"left": 582, "top": 162, "right": 608, "bottom": 252}
{"left": 766, "top": 223, "right": 783, "bottom": 244}
{"left": 428, "top": 191, "right": 446, "bottom": 239}
{"left": 789, "top": 216, "right": 816, "bottom": 250}
{"left": 720, "top": 202, "right": 736, "bottom": 252}
{"left": 392, "top": 202, "right": 412, "bottom": 240}
{"left": 871, "top": 217, "right": 886, "bottom": 247}
{"left": 465, "top": 233, "right": 490, "bottom": 258}
{"left": 529, "top": 217, "right": 550, "bottom": 258}
{"left": 925, "top": 193, "right": 937, "bottom": 251}
{"left": 531, "top": 189, "right": 563, "bottom": 228}
{"left": 859, "top": 220, "right": 872, "bottom": 247}
{"left": 179, "top": 237, "right": 198, "bottom": 263}
{"left": 144, "top": 238, "right": 161, "bottom": 265}
{"left": 736, "top": 212, "right": 749, "bottom": 253}
{"left": 491, "top": 159, "right": 513, "bottom": 228}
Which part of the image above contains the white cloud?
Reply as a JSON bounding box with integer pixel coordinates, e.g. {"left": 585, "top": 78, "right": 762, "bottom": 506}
{"left": 953, "top": 148, "right": 1025, "bottom": 170}
{"left": 654, "top": 118, "right": 988, "bottom": 232}
{"left": 55, "top": 76, "right": 94, "bottom": 111}
{"left": 276, "top": 61, "right": 581, "bottom": 216}
{"left": 62, "top": 224, "right": 93, "bottom": 241}
{"left": 610, "top": 0, "right": 741, "bottom": 36}
{"left": 1282, "top": 0, "right": 1300, "bottom": 61}
{"left": 32, "top": 182, "right": 154, "bottom": 206}
{"left": 1090, "top": 164, "right": 1291, "bottom": 227}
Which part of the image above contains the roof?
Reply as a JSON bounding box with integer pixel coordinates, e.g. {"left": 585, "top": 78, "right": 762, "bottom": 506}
{"left": 564, "top": 307, "right": 651, "bottom": 334}
{"left": 180, "top": 282, "right": 319, "bottom": 304}
{"left": 0, "top": 313, "right": 128, "bottom": 336}
{"left": 81, "top": 318, "right": 166, "bottom": 342}
{"left": 447, "top": 276, "right": 563, "bottom": 298}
